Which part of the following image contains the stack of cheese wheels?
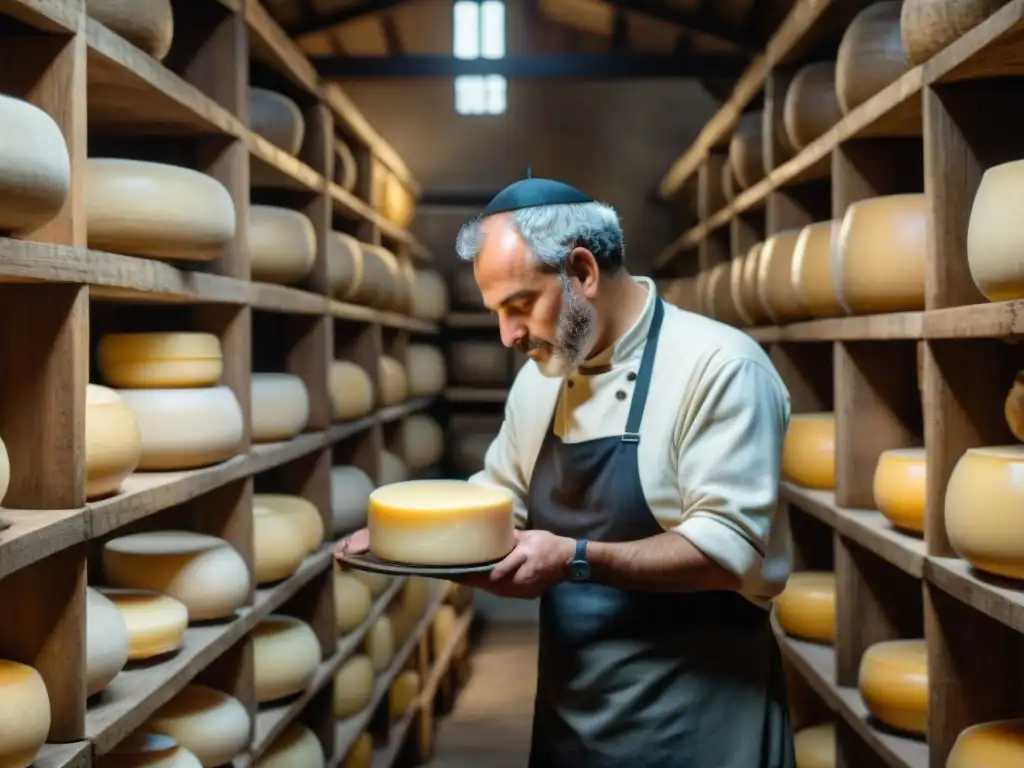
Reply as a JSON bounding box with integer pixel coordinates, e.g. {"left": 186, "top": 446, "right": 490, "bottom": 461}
{"left": 334, "top": 654, "right": 375, "bottom": 718}
{"left": 335, "top": 138, "right": 358, "bottom": 191}
{"left": 86, "top": 158, "right": 236, "bottom": 261}
{"left": 782, "top": 413, "right": 836, "bottom": 490}
{"left": 368, "top": 479, "right": 516, "bottom": 566}
{"left": 411, "top": 269, "right": 449, "bottom": 321}
{"left": 98, "top": 332, "right": 244, "bottom": 470}
{"left": 0, "top": 94, "right": 71, "bottom": 234}
{"left": 448, "top": 340, "right": 510, "bottom": 387}
{"left": 251, "top": 372, "right": 311, "bottom": 443}
{"left": 792, "top": 221, "right": 844, "bottom": 318}
{"left": 783, "top": 62, "right": 843, "bottom": 151}
{"left": 249, "top": 87, "right": 305, "bottom": 155}
{"left": 146, "top": 684, "right": 251, "bottom": 766}
{"left": 709, "top": 261, "right": 743, "bottom": 325}
{"left": 945, "top": 445, "right": 1024, "bottom": 579}
{"left": 872, "top": 447, "right": 927, "bottom": 533}
{"left": 389, "top": 670, "right": 421, "bottom": 719}
{"left": 405, "top": 344, "right": 446, "bottom": 396}
{"left": 255, "top": 722, "right": 325, "bottom": 768}
{"left": 900, "top": 0, "right": 1005, "bottom": 67}
{"left": 739, "top": 243, "right": 769, "bottom": 326}
{"left": 102, "top": 530, "right": 251, "bottom": 622}
{"left": 773, "top": 571, "right": 836, "bottom": 644}
{"left": 401, "top": 414, "right": 445, "bottom": 471}
{"left": 364, "top": 614, "right": 395, "bottom": 671}
{"left": 947, "top": 718, "right": 1024, "bottom": 767}
{"left": 857, "top": 639, "right": 928, "bottom": 735}
{"left": 380, "top": 450, "right": 408, "bottom": 485}
{"left": 835, "top": 194, "right": 927, "bottom": 314}
{"left": 729, "top": 111, "right": 765, "bottom": 189}
{"left": 248, "top": 205, "right": 317, "bottom": 285}
{"left": 835, "top": 2, "right": 910, "bottom": 114}
{"left": 967, "top": 158, "right": 1024, "bottom": 302}
{"left": 451, "top": 266, "right": 484, "bottom": 309}
{"left": 85, "top": 587, "right": 131, "bottom": 697}
{"left": 327, "top": 232, "right": 398, "bottom": 309}
{"left": 331, "top": 465, "right": 376, "bottom": 535}
{"left": 100, "top": 733, "right": 203, "bottom": 768}
{"left": 758, "top": 230, "right": 806, "bottom": 323}
{"left": 102, "top": 589, "right": 189, "bottom": 661}
{"left": 793, "top": 723, "right": 835, "bottom": 768}
{"left": 253, "top": 615, "right": 322, "bottom": 703}
{"left": 1007, "top": 369, "right": 1024, "bottom": 441}
{"left": 85, "top": 384, "right": 142, "bottom": 500}
{"left": 378, "top": 355, "right": 409, "bottom": 407}
{"left": 729, "top": 258, "right": 754, "bottom": 326}
{"left": 389, "top": 578, "right": 430, "bottom": 646}
{"left": 329, "top": 360, "right": 374, "bottom": 422}
{"left": 334, "top": 563, "right": 372, "bottom": 634}
{"left": 252, "top": 502, "right": 307, "bottom": 585}
{"left": 378, "top": 247, "right": 414, "bottom": 314}
{"left": 0, "top": 659, "right": 49, "bottom": 767}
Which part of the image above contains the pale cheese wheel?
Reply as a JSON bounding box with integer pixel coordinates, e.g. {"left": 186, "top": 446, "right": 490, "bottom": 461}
{"left": 146, "top": 684, "right": 251, "bottom": 767}
{"left": 334, "top": 654, "right": 375, "bottom": 718}
{"left": 100, "top": 733, "right": 203, "bottom": 768}
{"left": 369, "top": 479, "right": 515, "bottom": 566}
{"left": 967, "top": 159, "right": 1024, "bottom": 302}
{"left": 0, "top": 660, "right": 49, "bottom": 768}
{"left": 329, "top": 360, "right": 374, "bottom": 422}
{"left": 389, "top": 670, "right": 420, "bottom": 719}
{"left": 86, "top": 0, "right": 174, "bottom": 60}
{"left": 86, "top": 158, "right": 236, "bottom": 261}
{"left": 388, "top": 256, "right": 416, "bottom": 315}
{"left": 1007, "top": 370, "right": 1024, "bottom": 442}
{"left": 344, "top": 733, "right": 373, "bottom": 768}
{"left": 347, "top": 243, "right": 396, "bottom": 309}
{"left": 378, "top": 355, "right": 408, "bottom": 406}
{"left": 248, "top": 205, "right": 316, "bottom": 285}
{"left": 86, "top": 384, "right": 142, "bottom": 500}
{"left": 116, "top": 386, "right": 244, "bottom": 470}
{"left": 389, "top": 578, "right": 430, "bottom": 645}
{"left": 334, "top": 566, "right": 372, "bottom": 634}
{"left": 947, "top": 718, "right": 1024, "bottom": 767}
{"left": 411, "top": 269, "right": 449, "bottom": 321}
{"left": 792, "top": 221, "right": 844, "bottom": 318}
{"left": 835, "top": 2, "right": 910, "bottom": 114}
{"left": 773, "top": 572, "right": 835, "bottom": 644}
{"left": 857, "top": 639, "right": 928, "bottom": 735}
{"left": 872, "top": 447, "right": 926, "bottom": 533}
{"left": 102, "top": 589, "right": 189, "bottom": 660}
{"left": 783, "top": 62, "right": 843, "bottom": 151}
{"left": 782, "top": 413, "right": 835, "bottom": 490}
{"left": 249, "top": 88, "right": 305, "bottom": 155}
{"left": 708, "top": 261, "right": 740, "bottom": 325}
{"left": 380, "top": 450, "right": 408, "bottom": 485}
{"left": 327, "top": 231, "right": 362, "bottom": 298}
{"left": 900, "top": 0, "right": 1006, "bottom": 67}
{"left": 740, "top": 242, "right": 768, "bottom": 325}
{"left": 252, "top": 503, "right": 307, "bottom": 585}
{"left": 447, "top": 583, "right": 473, "bottom": 611}
{"left": 86, "top": 587, "right": 131, "bottom": 697}
{"left": 251, "top": 373, "right": 310, "bottom": 443}
{"left": 448, "top": 341, "right": 510, "bottom": 387}
{"left": 253, "top": 615, "right": 322, "bottom": 703}
{"left": 254, "top": 494, "right": 324, "bottom": 554}
{"left": 793, "top": 723, "right": 835, "bottom": 768}
{"left": 945, "top": 445, "right": 1024, "bottom": 579}
{"left": 0, "top": 435, "right": 9, "bottom": 507}
{"left": 433, "top": 604, "right": 457, "bottom": 654}
{"left": 353, "top": 569, "right": 392, "bottom": 598}
{"left": 401, "top": 414, "right": 444, "bottom": 472}
{"left": 335, "top": 139, "right": 357, "bottom": 191}
{"left": 382, "top": 174, "right": 415, "bottom": 230}
{"left": 255, "top": 722, "right": 325, "bottom": 768}
{"left": 0, "top": 94, "right": 70, "bottom": 234}
{"left": 364, "top": 614, "right": 395, "bottom": 672}
{"left": 729, "top": 256, "right": 754, "bottom": 326}
{"left": 837, "top": 194, "right": 927, "bottom": 314}
{"left": 757, "top": 230, "right": 804, "bottom": 323}
{"left": 728, "top": 111, "right": 765, "bottom": 189}
{"left": 331, "top": 465, "right": 375, "bottom": 535}
{"left": 98, "top": 332, "right": 223, "bottom": 389}
{"left": 405, "top": 344, "right": 446, "bottom": 396}
{"left": 103, "top": 531, "right": 250, "bottom": 621}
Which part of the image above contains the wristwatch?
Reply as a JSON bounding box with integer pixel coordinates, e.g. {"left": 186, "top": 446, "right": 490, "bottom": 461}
{"left": 568, "top": 539, "right": 591, "bottom": 581}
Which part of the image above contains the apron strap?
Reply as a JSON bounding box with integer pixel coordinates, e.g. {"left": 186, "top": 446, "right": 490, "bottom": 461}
{"left": 622, "top": 298, "right": 665, "bottom": 443}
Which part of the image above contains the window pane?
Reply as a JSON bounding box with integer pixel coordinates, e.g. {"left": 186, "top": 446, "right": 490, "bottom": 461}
{"left": 480, "top": 1, "right": 505, "bottom": 59}
{"left": 453, "top": 0, "right": 480, "bottom": 59}
{"left": 484, "top": 75, "right": 507, "bottom": 114}
{"left": 455, "top": 75, "right": 488, "bottom": 115}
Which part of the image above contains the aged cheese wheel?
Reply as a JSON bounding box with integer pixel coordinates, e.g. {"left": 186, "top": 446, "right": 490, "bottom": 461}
{"left": 901, "top": 0, "right": 1006, "bottom": 66}
{"left": 253, "top": 503, "right": 307, "bottom": 584}
{"left": 378, "top": 355, "right": 409, "bottom": 406}
{"left": 0, "top": 660, "right": 49, "bottom": 768}
{"left": 729, "top": 257, "right": 754, "bottom": 326}
{"left": 86, "top": 587, "right": 131, "bottom": 697}
{"left": 369, "top": 479, "right": 516, "bottom": 566}
{"left": 98, "top": 332, "right": 223, "bottom": 389}
{"left": 334, "top": 566, "right": 372, "bottom": 634}
{"left": 382, "top": 174, "right": 415, "bottom": 230}
{"left": 99, "top": 732, "right": 203, "bottom": 768}
{"left": 329, "top": 360, "right": 374, "bottom": 422}
{"left": 872, "top": 448, "right": 926, "bottom": 533}
{"left": 364, "top": 614, "right": 395, "bottom": 672}
{"left": 448, "top": 341, "right": 510, "bottom": 387}
{"left": 389, "top": 578, "right": 430, "bottom": 645}
{"left": 411, "top": 269, "right": 449, "bottom": 321}
{"left": 254, "top": 494, "right": 323, "bottom": 554}
{"left": 347, "top": 243, "right": 397, "bottom": 309}
{"left": 945, "top": 445, "right": 1024, "bottom": 579}
{"left": 1007, "top": 369, "right": 1024, "bottom": 441}
{"left": 451, "top": 266, "right": 484, "bottom": 309}
{"left": 782, "top": 413, "right": 836, "bottom": 490}
{"left": 256, "top": 722, "right": 324, "bottom": 768}
{"left": 103, "top": 589, "right": 188, "bottom": 660}
{"left": 86, "top": 0, "right": 174, "bottom": 60}
{"left": 335, "top": 139, "right": 357, "bottom": 191}
{"left": 729, "top": 111, "right": 765, "bottom": 190}
{"left": 447, "top": 583, "right": 473, "bottom": 611}
{"left": 405, "top": 344, "right": 446, "bottom": 396}
{"left": 86, "top": 384, "right": 142, "bottom": 500}
{"left": 344, "top": 733, "right": 373, "bottom": 768}
{"left": 146, "top": 684, "right": 251, "bottom": 767}
{"left": 249, "top": 88, "right": 304, "bottom": 156}
{"left": 792, "top": 221, "right": 844, "bottom": 318}
{"left": 389, "top": 670, "right": 420, "bottom": 719}
{"left": 784, "top": 62, "right": 843, "bottom": 151}
{"left": 836, "top": 3, "right": 910, "bottom": 114}
{"left": 709, "top": 261, "right": 742, "bottom": 325}
{"left": 249, "top": 206, "right": 316, "bottom": 285}
{"left": 721, "top": 158, "right": 736, "bottom": 203}
{"left": 253, "top": 615, "right": 322, "bottom": 703}
{"left": 401, "top": 414, "right": 445, "bottom": 471}
{"left": 331, "top": 465, "right": 375, "bottom": 535}
{"left": 837, "top": 194, "right": 927, "bottom": 314}
{"left": 116, "top": 386, "right": 244, "bottom": 470}
{"left": 380, "top": 450, "right": 408, "bottom": 485}
{"left": 86, "top": 159, "right": 236, "bottom": 261}
{"left": 334, "top": 654, "right": 375, "bottom": 718}
{"left": 327, "top": 232, "right": 361, "bottom": 298}
{"left": 103, "top": 531, "right": 250, "bottom": 621}
{"left": 947, "top": 718, "right": 1024, "bottom": 767}
{"left": 967, "top": 159, "right": 1024, "bottom": 302}
{"left": 433, "top": 604, "right": 457, "bottom": 653}
{"left": 354, "top": 568, "right": 392, "bottom": 598}
{"left": 757, "top": 230, "right": 805, "bottom": 323}
{"left": 739, "top": 242, "right": 767, "bottom": 325}
{"left": 858, "top": 639, "right": 928, "bottom": 735}
{"left": 0, "top": 94, "right": 70, "bottom": 234}
{"left": 774, "top": 572, "right": 835, "bottom": 644}
{"left": 793, "top": 723, "right": 835, "bottom": 768}
{"left": 251, "top": 373, "right": 310, "bottom": 443}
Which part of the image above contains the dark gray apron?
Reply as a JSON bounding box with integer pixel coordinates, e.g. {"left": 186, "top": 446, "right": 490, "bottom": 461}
{"left": 526, "top": 298, "right": 795, "bottom": 768}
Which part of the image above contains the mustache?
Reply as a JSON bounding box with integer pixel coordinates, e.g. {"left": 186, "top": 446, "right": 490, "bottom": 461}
{"left": 516, "top": 338, "right": 552, "bottom": 354}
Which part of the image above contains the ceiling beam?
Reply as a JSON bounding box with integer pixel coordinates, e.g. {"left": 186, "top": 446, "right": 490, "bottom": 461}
{"left": 611, "top": 9, "right": 629, "bottom": 50}
{"left": 380, "top": 12, "right": 403, "bottom": 55}
{"left": 601, "top": 0, "right": 756, "bottom": 52}
{"left": 289, "top": 0, "right": 410, "bottom": 37}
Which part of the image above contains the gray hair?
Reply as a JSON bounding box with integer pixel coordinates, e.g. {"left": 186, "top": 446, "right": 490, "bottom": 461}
{"left": 454, "top": 201, "right": 625, "bottom": 272}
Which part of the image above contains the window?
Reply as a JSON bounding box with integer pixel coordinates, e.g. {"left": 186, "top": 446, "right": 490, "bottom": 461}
{"left": 453, "top": 1, "right": 506, "bottom": 115}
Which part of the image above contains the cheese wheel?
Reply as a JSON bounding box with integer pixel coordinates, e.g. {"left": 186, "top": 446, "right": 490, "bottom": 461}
{"left": 378, "top": 356, "right": 408, "bottom": 406}
{"left": 447, "top": 583, "right": 473, "bottom": 611}
{"left": 836, "top": 193, "right": 927, "bottom": 314}
{"left": 740, "top": 242, "right": 767, "bottom": 325}
{"left": 86, "top": 159, "right": 236, "bottom": 261}
{"left": 1007, "top": 370, "right": 1024, "bottom": 442}
{"left": 947, "top": 718, "right": 1024, "bottom": 767}
{"left": 253, "top": 615, "right": 322, "bottom": 703}
{"left": 0, "top": 660, "right": 49, "bottom": 768}
{"left": 792, "top": 221, "right": 844, "bottom": 318}
{"left": 251, "top": 373, "right": 310, "bottom": 443}
{"left": 757, "top": 230, "right": 804, "bottom": 323}
{"left": 900, "top": 0, "right": 1006, "bottom": 67}
{"left": 334, "top": 654, "right": 375, "bottom": 718}
{"left": 116, "top": 386, "right": 244, "bottom": 470}
{"left": 433, "top": 604, "right": 457, "bottom": 654}
{"left": 146, "top": 684, "right": 251, "bottom": 767}
{"left": 368, "top": 479, "right": 516, "bottom": 566}
{"left": 98, "top": 333, "right": 223, "bottom": 389}
{"left": 343, "top": 733, "right": 373, "bottom": 768}
{"left": 249, "top": 88, "right": 305, "bottom": 155}
{"left": 0, "top": 435, "right": 8, "bottom": 507}
{"left": 945, "top": 445, "right": 1024, "bottom": 579}
{"left": 102, "top": 589, "right": 188, "bottom": 660}
{"left": 249, "top": 206, "right": 316, "bottom": 285}
{"left": 327, "top": 232, "right": 361, "bottom": 298}
{"left": 835, "top": 2, "right": 910, "bottom": 114}
{"left": 729, "top": 256, "right": 754, "bottom": 326}
{"left": 346, "top": 243, "right": 396, "bottom": 309}
{"left": 387, "top": 255, "right": 416, "bottom": 315}
{"left": 0, "top": 94, "right": 70, "bottom": 234}
{"left": 255, "top": 722, "right": 325, "bottom": 768}
{"left": 728, "top": 111, "right": 764, "bottom": 189}
{"left": 401, "top": 414, "right": 444, "bottom": 471}
{"left": 411, "top": 269, "right": 449, "bottom": 321}
{"left": 872, "top": 447, "right": 926, "bottom": 533}
{"left": 335, "top": 139, "right": 357, "bottom": 191}
{"left": 329, "top": 361, "right": 374, "bottom": 421}
{"left": 353, "top": 568, "right": 392, "bottom": 598}
{"left": 254, "top": 494, "right": 324, "bottom": 554}
{"left": 364, "top": 614, "right": 395, "bottom": 671}
{"left": 858, "top": 639, "right": 928, "bottom": 735}
{"left": 253, "top": 503, "right": 307, "bottom": 585}
{"left": 389, "top": 578, "right": 430, "bottom": 645}
{"left": 709, "top": 261, "right": 742, "bottom": 325}
{"left": 405, "top": 345, "right": 446, "bottom": 396}
{"left": 448, "top": 341, "right": 510, "bottom": 387}
{"left": 99, "top": 733, "right": 203, "bottom": 768}
{"left": 967, "top": 159, "right": 1024, "bottom": 302}
{"left": 783, "top": 62, "right": 843, "bottom": 151}
{"left": 86, "top": 384, "right": 142, "bottom": 500}
{"left": 389, "top": 670, "right": 420, "bottom": 719}
{"left": 782, "top": 413, "right": 835, "bottom": 490}
{"left": 334, "top": 566, "right": 372, "bottom": 634}
{"left": 86, "top": 0, "right": 174, "bottom": 60}
{"left": 380, "top": 450, "right": 408, "bottom": 485}
{"left": 382, "top": 174, "right": 415, "bottom": 230}
{"left": 331, "top": 465, "right": 375, "bottom": 535}
{"left": 774, "top": 572, "right": 835, "bottom": 644}
{"left": 793, "top": 723, "right": 835, "bottom": 768}
{"left": 103, "top": 531, "right": 250, "bottom": 621}
{"left": 86, "top": 587, "right": 131, "bottom": 697}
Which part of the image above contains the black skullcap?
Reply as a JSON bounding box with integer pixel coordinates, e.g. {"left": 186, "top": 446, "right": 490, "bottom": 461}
{"left": 480, "top": 169, "right": 592, "bottom": 216}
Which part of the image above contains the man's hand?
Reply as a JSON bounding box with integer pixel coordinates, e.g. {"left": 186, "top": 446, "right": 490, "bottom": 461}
{"left": 333, "top": 528, "right": 369, "bottom": 559}
{"left": 459, "top": 530, "right": 575, "bottom": 599}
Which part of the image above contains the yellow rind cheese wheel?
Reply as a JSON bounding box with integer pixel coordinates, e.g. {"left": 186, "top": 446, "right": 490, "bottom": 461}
{"left": 794, "top": 722, "right": 835, "bottom": 768}
{"left": 781, "top": 413, "right": 836, "bottom": 490}
{"left": 947, "top": 718, "right": 1024, "bottom": 768}
{"left": 858, "top": 639, "right": 928, "bottom": 735}
{"left": 774, "top": 572, "right": 835, "bottom": 645}
{"left": 872, "top": 447, "right": 926, "bottom": 533}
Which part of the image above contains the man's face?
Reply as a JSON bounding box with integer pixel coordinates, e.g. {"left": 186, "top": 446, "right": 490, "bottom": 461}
{"left": 474, "top": 214, "right": 597, "bottom": 377}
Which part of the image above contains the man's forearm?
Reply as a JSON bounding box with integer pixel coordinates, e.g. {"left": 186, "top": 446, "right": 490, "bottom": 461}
{"left": 586, "top": 532, "right": 742, "bottom": 593}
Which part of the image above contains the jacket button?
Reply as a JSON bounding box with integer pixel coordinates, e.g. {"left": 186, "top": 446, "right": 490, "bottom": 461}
{"left": 615, "top": 390, "right": 627, "bottom": 400}
{"left": 567, "top": 379, "right": 575, "bottom": 388}
{"left": 627, "top": 371, "right": 637, "bottom": 382}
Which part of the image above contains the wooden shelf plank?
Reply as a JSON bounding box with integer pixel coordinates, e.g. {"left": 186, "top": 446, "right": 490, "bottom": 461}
{"left": 444, "top": 387, "right": 508, "bottom": 404}
{"left": 925, "top": 557, "right": 1024, "bottom": 634}
{"left": 377, "top": 397, "right": 435, "bottom": 424}
{"left": 748, "top": 312, "right": 925, "bottom": 342}
{"left": 33, "top": 741, "right": 90, "bottom": 768}
{"left": 244, "top": 0, "right": 319, "bottom": 95}
{"left": 249, "top": 135, "right": 323, "bottom": 193}
{"left": 923, "top": 299, "right": 1024, "bottom": 338}
{"left": 249, "top": 283, "right": 328, "bottom": 315}
{"left": 0, "top": 0, "right": 80, "bottom": 33}
{"left": 0, "top": 507, "right": 87, "bottom": 581}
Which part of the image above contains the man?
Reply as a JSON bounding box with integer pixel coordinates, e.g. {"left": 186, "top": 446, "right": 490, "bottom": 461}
{"left": 339, "top": 176, "right": 795, "bottom": 767}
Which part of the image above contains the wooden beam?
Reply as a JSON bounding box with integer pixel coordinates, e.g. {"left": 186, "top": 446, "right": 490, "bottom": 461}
{"left": 290, "top": 0, "right": 409, "bottom": 37}
{"left": 601, "top": 0, "right": 756, "bottom": 52}
{"left": 380, "top": 12, "right": 403, "bottom": 55}
{"left": 611, "top": 8, "right": 629, "bottom": 50}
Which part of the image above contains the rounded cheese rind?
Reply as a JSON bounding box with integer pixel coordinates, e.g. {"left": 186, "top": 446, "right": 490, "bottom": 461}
{"left": 335, "top": 139, "right": 357, "bottom": 191}
{"left": 0, "top": 660, "right": 50, "bottom": 768}
{"left": 1007, "top": 370, "right": 1024, "bottom": 442}
{"left": 86, "top": 384, "right": 142, "bottom": 500}
{"left": 100, "top": 732, "right": 204, "bottom": 768}
{"left": 872, "top": 447, "right": 926, "bottom": 533}
{"left": 334, "top": 654, "right": 375, "bottom": 718}
{"left": 343, "top": 733, "right": 373, "bottom": 768}
{"left": 967, "top": 159, "right": 1024, "bottom": 302}
{"left": 783, "top": 62, "right": 842, "bottom": 151}
{"left": 364, "top": 614, "right": 395, "bottom": 671}
{"left": 254, "top": 722, "right": 325, "bottom": 768}
{"left": 334, "top": 566, "right": 372, "bottom": 634}
{"left": 389, "top": 670, "right": 421, "bottom": 719}
{"left": 102, "top": 589, "right": 189, "bottom": 660}
{"left": 352, "top": 568, "right": 392, "bottom": 598}
{"left": 947, "top": 718, "right": 1024, "bottom": 768}
{"left": 251, "top": 373, "right": 311, "bottom": 443}
{"left": 757, "top": 230, "right": 804, "bottom": 323}
{"left": 857, "top": 639, "right": 928, "bottom": 735}
{"left": 405, "top": 344, "right": 446, "bottom": 397}
{"left": 792, "top": 220, "right": 844, "bottom": 318}
{"left": 248, "top": 205, "right": 317, "bottom": 285}
{"left": 98, "top": 332, "right": 223, "bottom": 389}
{"left": 378, "top": 355, "right": 409, "bottom": 407}
{"left": 410, "top": 269, "right": 449, "bottom": 321}
{"left": 728, "top": 111, "right": 764, "bottom": 190}
{"left": 900, "top": 0, "right": 1006, "bottom": 67}
{"left": 793, "top": 722, "right": 835, "bottom": 768}
{"left": 835, "top": 2, "right": 910, "bottom": 114}
{"left": 252, "top": 503, "right": 308, "bottom": 585}
{"left": 254, "top": 493, "right": 324, "bottom": 554}
{"left": 253, "top": 615, "right": 322, "bottom": 703}
{"left": 774, "top": 571, "right": 835, "bottom": 645}
{"left": 401, "top": 414, "right": 445, "bottom": 472}
{"left": 329, "top": 361, "right": 374, "bottom": 422}
{"left": 331, "top": 465, "right": 375, "bottom": 536}
{"left": 146, "top": 684, "right": 251, "bottom": 767}
{"left": 86, "top": 587, "right": 131, "bottom": 697}
{"left": 86, "top": 0, "right": 175, "bottom": 60}
{"left": 379, "top": 450, "right": 407, "bottom": 486}
{"left": 249, "top": 88, "right": 305, "bottom": 156}
{"left": 782, "top": 413, "right": 836, "bottom": 490}
{"left": 86, "top": 158, "right": 236, "bottom": 261}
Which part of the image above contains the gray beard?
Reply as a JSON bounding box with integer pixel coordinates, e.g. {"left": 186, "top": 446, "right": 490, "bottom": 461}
{"left": 532, "top": 275, "right": 596, "bottom": 378}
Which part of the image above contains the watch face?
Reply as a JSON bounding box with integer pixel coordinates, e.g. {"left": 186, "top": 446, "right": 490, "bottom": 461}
{"left": 570, "top": 561, "right": 590, "bottom": 581}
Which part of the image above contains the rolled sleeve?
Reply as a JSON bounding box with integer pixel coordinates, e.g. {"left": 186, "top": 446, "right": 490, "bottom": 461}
{"left": 467, "top": 401, "right": 530, "bottom": 528}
